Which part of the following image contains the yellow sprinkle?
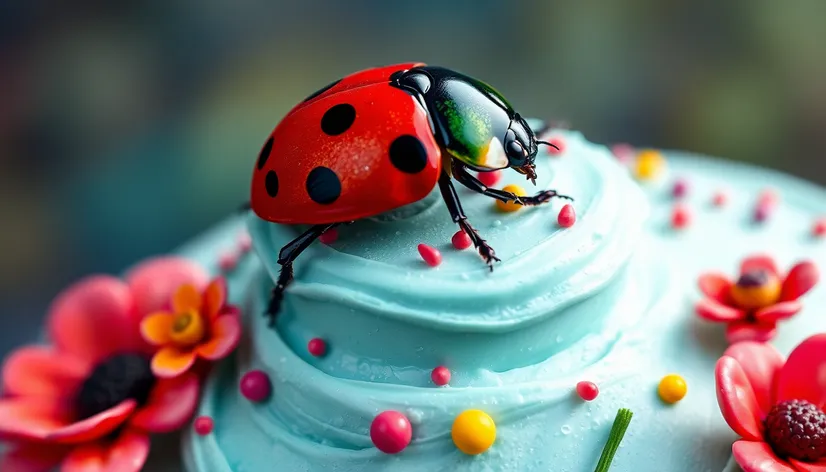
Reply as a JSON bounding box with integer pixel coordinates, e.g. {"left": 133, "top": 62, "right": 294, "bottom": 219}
{"left": 495, "top": 184, "right": 526, "bottom": 213}
{"left": 658, "top": 374, "right": 687, "bottom": 404}
{"left": 451, "top": 409, "right": 496, "bottom": 455}
{"left": 634, "top": 149, "right": 666, "bottom": 181}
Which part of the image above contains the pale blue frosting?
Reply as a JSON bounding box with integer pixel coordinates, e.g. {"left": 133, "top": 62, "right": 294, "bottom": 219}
{"left": 179, "top": 127, "right": 826, "bottom": 472}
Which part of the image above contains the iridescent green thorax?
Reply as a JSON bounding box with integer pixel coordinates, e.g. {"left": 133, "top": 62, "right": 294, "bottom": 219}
{"left": 436, "top": 99, "right": 495, "bottom": 166}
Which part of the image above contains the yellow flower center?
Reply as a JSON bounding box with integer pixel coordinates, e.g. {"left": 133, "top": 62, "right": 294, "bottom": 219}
{"left": 168, "top": 309, "right": 206, "bottom": 347}
{"left": 731, "top": 270, "right": 781, "bottom": 310}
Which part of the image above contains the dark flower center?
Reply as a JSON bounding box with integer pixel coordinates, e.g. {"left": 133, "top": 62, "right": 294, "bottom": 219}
{"left": 737, "top": 269, "right": 769, "bottom": 288}
{"left": 765, "top": 399, "right": 826, "bottom": 462}
{"left": 74, "top": 353, "right": 156, "bottom": 421}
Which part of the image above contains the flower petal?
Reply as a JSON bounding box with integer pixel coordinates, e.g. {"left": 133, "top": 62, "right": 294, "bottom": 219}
{"left": 780, "top": 261, "right": 819, "bottom": 302}
{"left": 2, "top": 346, "right": 89, "bottom": 398}
{"left": 203, "top": 278, "right": 227, "bottom": 320}
{"left": 0, "top": 442, "right": 70, "bottom": 472}
{"left": 104, "top": 430, "right": 151, "bottom": 472}
{"left": 150, "top": 347, "right": 197, "bottom": 379}
{"left": 776, "top": 333, "right": 826, "bottom": 407}
{"left": 0, "top": 398, "right": 74, "bottom": 441}
{"left": 61, "top": 443, "right": 105, "bottom": 472}
{"left": 715, "top": 357, "right": 764, "bottom": 441}
{"left": 696, "top": 298, "right": 746, "bottom": 322}
{"left": 47, "top": 276, "right": 135, "bottom": 363}
{"left": 47, "top": 400, "right": 137, "bottom": 444}
{"left": 172, "top": 284, "right": 202, "bottom": 314}
{"left": 726, "top": 321, "right": 777, "bottom": 344}
{"left": 732, "top": 440, "right": 795, "bottom": 472}
{"left": 130, "top": 372, "right": 200, "bottom": 433}
{"left": 197, "top": 314, "right": 241, "bottom": 361}
{"left": 139, "top": 312, "right": 174, "bottom": 346}
{"left": 699, "top": 273, "right": 734, "bottom": 304}
{"left": 723, "top": 342, "right": 785, "bottom": 416}
{"left": 789, "top": 459, "right": 826, "bottom": 472}
{"left": 741, "top": 255, "right": 780, "bottom": 278}
{"left": 126, "top": 257, "right": 208, "bottom": 317}
{"left": 754, "top": 301, "right": 802, "bottom": 324}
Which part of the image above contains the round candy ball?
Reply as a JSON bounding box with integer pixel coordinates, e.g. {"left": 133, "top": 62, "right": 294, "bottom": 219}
{"left": 634, "top": 149, "right": 666, "bottom": 181}
{"left": 496, "top": 185, "right": 526, "bottom": 213}
{"left": 193, "top": 416, "right": 214, "bottom": 435}
{"left": 431, "top": 366, "right": 451, "bottom": 386}
{"left": 308, "top": 337, "right": 327, "bottom": 357}
{"left": 370, "top": 411, "right": 412, "bottom": 454}
{"left": 239, "top": 370, "right": 272, "bottom": 403}
{"left": 658, "top": 374, "right": 688, "bottom": 404}
{"left": 575, "top": 381, "right": 599, "bottom": 401}
{"left": 451, "top": 409, "right": 496, "bottom": 455}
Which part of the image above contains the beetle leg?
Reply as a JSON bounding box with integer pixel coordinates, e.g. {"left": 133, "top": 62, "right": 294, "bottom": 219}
{"left": 452, "top": 162, "right": 572, "bottom": 206}
{"left": 267, "top": 222, "right": 339, "bottom": 326}
{"left": 437, "top": 171, "right": 500, "bottom": 270}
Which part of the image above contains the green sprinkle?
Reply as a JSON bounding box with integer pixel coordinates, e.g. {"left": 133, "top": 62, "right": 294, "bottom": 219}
{"left": 594, "top": 408, "right": 633, "bottom": 472}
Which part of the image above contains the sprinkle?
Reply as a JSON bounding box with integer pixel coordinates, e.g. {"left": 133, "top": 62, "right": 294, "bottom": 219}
{"left": 594, "top": 408, "right": 633, "bottom": 472}
{"left": 194, "top": 416, "right": 214, "bottom": 435}
{"left": 672, "top": 179, "right": 689, "bottom": 198}
{"left": 712, "top": 191, "right": 728, "bottom": 207}
{"left": 658, "top": 374, "right": 687, "bottom": 404}
{"left": 576, "top": 381, "right": 599, "bottom": 401}
{"left": 758, "top": 188, "right": 779, "bottom": 207}
{"left": 239, "top": 370, "right": 272, "bottom": 403}
{"left": 611, "top": 144, "right": 635, "bottom": 164}
{"left": 319, "top": 228, "right": 339, "bottom": 245}
{"left": 814, "top": 218, "right": 826, "bottom": 238}
{"left": 431, "top": 366, "right": 451, "bottom": 386}
{"left": 477, "top": 170, "right": 502, "bottom": 187}
{"left": 558, "top": 204, "right": 577, "bottom": 228}
{"left": 546, "top": 137, "right": 565, "bottom": 155}
{"left": 308, "top": 338, "right": 327, "bottom": 357}
{"left": 671, "top": 204, "right": 691, "bottom": 230}
{"left": 237, "top": 231, "right": 253, "bottom": 253}
{"left": 754, "top": 204, "right": 772, "bottom": 223}
{"left": 370, "top": 411, "right": 412, "bottom": 454}
{"left": 452, "top": 410, "right": 496, "bottom": 455}
{"left": 451, "top": 230, "right": 472, "bottom": 250}
{"left": 417, "top": 244, "right": 442, "bottom": 267}
{"left": 218, "top": 252, "right": 238, "bottom": 272}
{"left": 633, "top": 149, "right": 666, "bottom": 181}
{"left": 496, "top": 184, "right": 526, "bottom": 213}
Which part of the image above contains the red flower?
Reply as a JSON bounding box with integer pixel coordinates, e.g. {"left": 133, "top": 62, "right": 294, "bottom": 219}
{"left": 716, "top": 335, "right": 826, "bottom": 471}
{"left": 696, "top": 255, "right": 819, "bottom": 343}
{"left": 0, "top": 257, "right": 207, "bottom": 472}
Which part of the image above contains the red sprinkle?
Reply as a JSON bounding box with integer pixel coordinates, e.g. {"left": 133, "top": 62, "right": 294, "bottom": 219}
{"left": 319, "top": 228, "right": 339, "bottom": 245}
{"left": 611, "top": 143, "right": 635, "bottom": 163}
{"left": 194, "top": 416, "right": 214, "bottom": 435}
{"left": 814, "top": 218, "right": 826, "bottom": 238}
{"left": 758, "top": 188, "right": 780, "bottom": 207}
{"left": 308, "top": 338, "right": 327, "bottom": 357}
{"left": 418, "top": 244, "right": 442, "bottom": 267}
{"left": 451, "top": 230, "right": 472, "bottom": 250}
{"left": 239, "top": 370, "right": 272, "bottom": 403}
{"left": 672, "top": 179, "right": 689, "bottom": 198}
{"left": 576, "top": 381, "right": 599, "bottom": 401}
{"left": 557, "top": 204, "right": 577, "bottom": 228}
{"left": 546, "top": 137, "right": 565, "bottom": 155}
{"left": 477, "top": 170, "right": 502, "bottom": 187}
{"left": 431, "top": 366, "right": 451, "bottom": 386}
{"left": 754, "top": 204, "right": 773, "bottom": 223}
{"left": 218, "top": 252, "right": 238, "bottom": 272}
{"left": 712, "top": 191, "right": 728, "bottom": 207}
{"left": 671, "top": 204, "right": 691, "bottom": 229}
{"left": 237, "top": 231, "right": 253, "bottom": 253}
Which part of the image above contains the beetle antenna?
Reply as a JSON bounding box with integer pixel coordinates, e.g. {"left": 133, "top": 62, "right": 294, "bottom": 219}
{"left": 536, "top": 140, "right": 560, "bottom": 151}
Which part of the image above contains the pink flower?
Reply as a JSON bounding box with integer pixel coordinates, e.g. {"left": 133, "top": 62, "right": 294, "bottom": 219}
{"left": 140, "top": 277, "right": 241, "bottom": 378}
{"left": 0, "top": 257, "right": 207, "bottom": 472}
{"left": 716, "top": 335, "right": 826, "bottom": 471}
{"left": 696, "top": 255, "right": 819, "bottom": 343}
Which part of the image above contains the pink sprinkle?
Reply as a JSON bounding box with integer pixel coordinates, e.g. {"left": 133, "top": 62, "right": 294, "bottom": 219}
{"left": 451, "top": 230, "right": 472, "bottom": 250}
{"left": 308, "top": 338, "right": 327, "bottom": 357}
{"left": 754, "top": 203, "right": 773, "bottom": 223}
{"left": 672, "top": 179, "right": 689, "bottom": 198}
{"left": 576, "top": 381, "right": 599, "bottom": 401}
{"left": 237, "top": 231, "right": 253, "bottom": 253}
{"left": 672, "top": 204, "right": 691, "bottom": 229}
{"left": 218, "top": 252, "right": 238, "bottom": 272}
{"left": 611, "top": 143, "right": 635, "bottom": 163}
{"left": 431, "top": 366, "right": 451, "bottom": 386}
{"left": 194, "top": 416, "right": 214, "bottom": 435}
{"left": 370, "top": 411, "right": 412, "bottom": 454}
{"left": 239, "top": 370, "right": 272, "bottom": 403}
{"left": 546, "top": 137, "right": 565, "bottom": 155}
{"left": 477, "top": 170, "right": 502, "bottom": 187}
{"left": 758, "top": 188, "right": 779, "bottom": 207}
{"left": 417, "top": 244, "right": 442, "bottom": 267}
{"left": 712, "top": 191, "right": 728, "bottom": 207}
{"left": 319, "top": 228, "right": 339, "bottom": 245}
{"left": 557, "top": 204, "right": 576, "bottom": 228}
{"left": 814, "top": 218, "right": 826, "bottom": 238}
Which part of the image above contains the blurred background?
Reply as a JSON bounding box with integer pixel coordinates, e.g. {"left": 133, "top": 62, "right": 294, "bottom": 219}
{"left": 1, "top": 1, "right": 825, "bottom": 356}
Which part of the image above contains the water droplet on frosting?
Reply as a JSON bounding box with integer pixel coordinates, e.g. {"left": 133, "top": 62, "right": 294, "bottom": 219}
{"left": 560, "top": 425, "right": 572, "bottom": 435}
{"left": 492, "top": 220, "right": 502, "bottom": 228}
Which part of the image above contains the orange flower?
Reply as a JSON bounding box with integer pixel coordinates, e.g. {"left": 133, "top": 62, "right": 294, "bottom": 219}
{"left": 141, "top": 277, "right": 241, "bottom": 378}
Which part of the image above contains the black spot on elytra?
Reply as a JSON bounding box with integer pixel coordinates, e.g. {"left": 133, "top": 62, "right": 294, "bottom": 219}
{"left": 266, "top": 171, "right": 279, "bottom": 198}
{"left": 389, "top": 135, "right": 428, "bottom": 173}
{"left": 303, "top": 79, "right": 341, "bottom": 103}
{"left": 320, "top": 104, "right": 356, "bottom": 136}
{"left": 257, "top": 137, "right": 273, "bottom": 170}
{"left": 306, "top": 167, "right": 341, "bottom": 204}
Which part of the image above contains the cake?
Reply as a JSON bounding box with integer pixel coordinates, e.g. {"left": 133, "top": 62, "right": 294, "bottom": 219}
{"left": 2, "top": 64, "right": 826, "bottom": 472}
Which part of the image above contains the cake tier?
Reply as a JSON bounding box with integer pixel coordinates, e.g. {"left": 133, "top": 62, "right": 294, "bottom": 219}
{"left": 182, "top": 132, "right": 826, "bottom": 472}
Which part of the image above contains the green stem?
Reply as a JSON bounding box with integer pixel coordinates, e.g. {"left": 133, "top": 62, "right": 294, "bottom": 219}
{"left": 594, "top": 408, "right": 633, "bottom": 472}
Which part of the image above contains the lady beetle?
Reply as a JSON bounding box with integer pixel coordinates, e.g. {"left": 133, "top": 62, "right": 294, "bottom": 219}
{"left": 249, "top": 63, "right": 571, "bottom": 324}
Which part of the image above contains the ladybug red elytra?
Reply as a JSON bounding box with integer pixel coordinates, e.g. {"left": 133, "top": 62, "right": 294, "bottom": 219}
{"left": 248, "top": 63, "right": 571, "bottom": 324}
